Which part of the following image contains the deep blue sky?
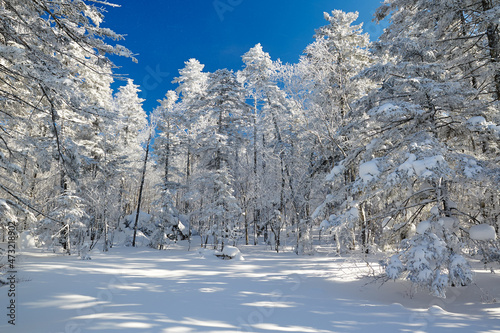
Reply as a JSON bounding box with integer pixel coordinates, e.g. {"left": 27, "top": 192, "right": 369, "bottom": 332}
{"left": 103, "top": 1, "right": 386, "bottom": 112}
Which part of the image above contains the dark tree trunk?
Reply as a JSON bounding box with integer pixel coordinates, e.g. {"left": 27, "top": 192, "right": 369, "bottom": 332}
{"left": 132, "top": 130, "right": 152, "bottom": 247}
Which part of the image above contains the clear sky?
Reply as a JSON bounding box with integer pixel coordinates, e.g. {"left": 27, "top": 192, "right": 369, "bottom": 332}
{"left": 103, "top": 0, "right": 386, "bottom": 112}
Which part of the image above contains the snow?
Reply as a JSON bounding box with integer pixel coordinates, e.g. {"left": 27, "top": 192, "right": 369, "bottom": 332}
{"left": 319, "top": 219, "right": 331, "bottom": 230}
{"left": 219, "top": 246, "right": 244, "bottom": 260}
{"left": 325, "top": 163, "right": 345, "bottom": 181}
{"left": 439, "top": 217, "right": 458, "bottom": 230}
{"left": 467, "top": 116, "right": 500, "bottom": 136}
{"left": 17, "top": 231, "right": 37, "bottom": 250}
{"left": 412, "top": 156, "right": 445, "bottom": 177}
{"left": 359, "top": 159, "right": 380, "bottom": 182}
{"left": 1, "top": 244, "right": 500, "bottom": 332}
{"left": 416, "top": 220, "right": 431, "bottom": 234}
{"left": 463, "top": 158, "right": 482, "bottom": 178}
{"left": 375, "top": 103, "right": 397, "bottom": 115}
{"left": 397, "top": 154, "right": 447, "bottom": 178}
{"left": 467, "top": 116, "right": 487, "bottom": 125}
{"left": 197, "top": 246, "right": 245, "bottom": 261}
{"left": 469, "top": 224, "right": 497, "bottom": 241}
{"left": 113, "top": 229, "right": 150, "bottom": 247}
{"left": 430, "top": 206, "right": 440, "bottom": 216}
{"left": 344, "top": 207, "right": 359, "bottom": 223}
{"left": 123, "top": 211, "right": 152, "bottom": 229}
{"left": 221, "top": 245, "right": 240, "bottom": 257}
{"left": 177, "top": 221, "right": 186, "bottom": 232}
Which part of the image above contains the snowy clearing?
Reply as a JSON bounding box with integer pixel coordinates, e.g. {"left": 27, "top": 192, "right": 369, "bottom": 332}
{"left": 1, "top": 244, "right": 500, "bottom": 333}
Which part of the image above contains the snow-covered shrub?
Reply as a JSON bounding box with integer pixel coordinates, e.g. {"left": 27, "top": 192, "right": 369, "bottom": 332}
{"left": 385, "top": 213, "right": 473, "bottom": 298}
{"left": 36, "top": 192, "right": 89, "bottom": 254}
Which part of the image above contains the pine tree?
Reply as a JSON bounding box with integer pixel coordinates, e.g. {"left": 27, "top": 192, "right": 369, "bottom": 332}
{"left": 190, "top": 69, "right": 246, "bottom": 249}
{"left": 0, "top": 0, "right": 133, "bottom": 249}
{"left": 314, "top": 1, "right": 499, "bottom": 296}
{"left": 113, "top": 79, "right": 148, "bottom": 217}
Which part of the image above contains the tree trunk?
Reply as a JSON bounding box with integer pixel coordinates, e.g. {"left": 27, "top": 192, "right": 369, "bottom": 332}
{"left": 132, "top": 130, "right": 152, "bottom": 247}
{"left": 253, "top": 102, "right": 260, "bottom": 246}
{"left": 360, "top": 202, "right": 368, "bottom": 253}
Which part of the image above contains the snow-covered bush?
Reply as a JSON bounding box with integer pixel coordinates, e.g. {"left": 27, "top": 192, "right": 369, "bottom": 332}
{"left": 384, "top": 211, "right": 473, "bottom": 298}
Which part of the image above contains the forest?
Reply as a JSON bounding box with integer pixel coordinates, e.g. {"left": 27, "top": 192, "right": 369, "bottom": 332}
{"left": 0, "top": 0, "right": 499, "bottom": 299}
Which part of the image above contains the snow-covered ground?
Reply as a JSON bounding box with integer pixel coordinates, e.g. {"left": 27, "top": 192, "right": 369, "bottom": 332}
{"left": 1, "top": 243, "right": 500, "bottom": 333}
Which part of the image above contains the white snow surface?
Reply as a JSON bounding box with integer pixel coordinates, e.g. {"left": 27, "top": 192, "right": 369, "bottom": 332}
{"left": 1, "top": 243, "right": 500, "bottom": 332}
{"left": 469, "top": 224, "right": 497, "bottom": 241}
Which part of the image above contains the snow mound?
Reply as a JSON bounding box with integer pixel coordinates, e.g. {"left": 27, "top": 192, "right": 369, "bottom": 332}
{"left": 222, "top": 246, "right": 240, "bottom": 257}
{"left": 197, "top": 247, "right": 216, "bottom": 258}
{"left": 197, "top": 246, "right": 244, "bottom": 260}
{"left": 222, "top": 246, "right": 245, "bottom": 260}
{"left": 469, "top": 224, "right": 496, "bottom": 241}
{"left": 428, "top": 305, "right": 446, "bottom": 315}
{"left": 320, "top": 219, "right": 331, "bottom": 230}
{"left": 123, "top": 211, "right": 152, "bottom": 229}
{"left": 217, "top": 246, "right": 245, "bottom": 260}
{"left": 390, "top": 303, "right": 405, "bottom": 310}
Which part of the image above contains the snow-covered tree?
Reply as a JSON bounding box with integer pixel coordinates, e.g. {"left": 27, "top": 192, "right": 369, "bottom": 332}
{"left": 239, "top": 44, "right": 303, "bottom": 252}
{"left": 314, "top": 1, "right": 499, "bottom": 296}
{"left": 171, "top": 59, "right": 209, "bottom": 221}
{"left": 189, "top": 69, "right": 246, "bottom": 249}
{"left": 0, "top": 0, "right": 137, "bottom": 254}
{"left": 305, "top": 10, "right": 376, "bottom": 253}
{"left": 238, "top": 43, "right": 272, "bottom": 244}
{"left": 113, "top": 79, "right": 148, "bottom": 216}
{"left": 151, "top": 91, "right": 185, "bottom": 248}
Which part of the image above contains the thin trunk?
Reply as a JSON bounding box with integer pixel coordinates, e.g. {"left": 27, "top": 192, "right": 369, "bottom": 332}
{"left": 244, "top": 207, "right": 249, "bottom": 245}
{"left": 360, "top": 202, "right": 368, "bottom": 253}
{"left": 184, "top": 148, "right": 191, "bottom": 214}
{"left": 253, "top": 103, "right": 260, "bottom": 245}
{"left": 165, "top": 118, "right": 171, "bottom": 184}
{"left": 132, "top": 130, "right": 152, "bottom": 247}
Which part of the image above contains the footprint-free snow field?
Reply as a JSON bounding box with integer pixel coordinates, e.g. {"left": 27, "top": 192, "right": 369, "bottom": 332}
{"left": 1, "top": 245, "right": 499, "bottom": 333}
